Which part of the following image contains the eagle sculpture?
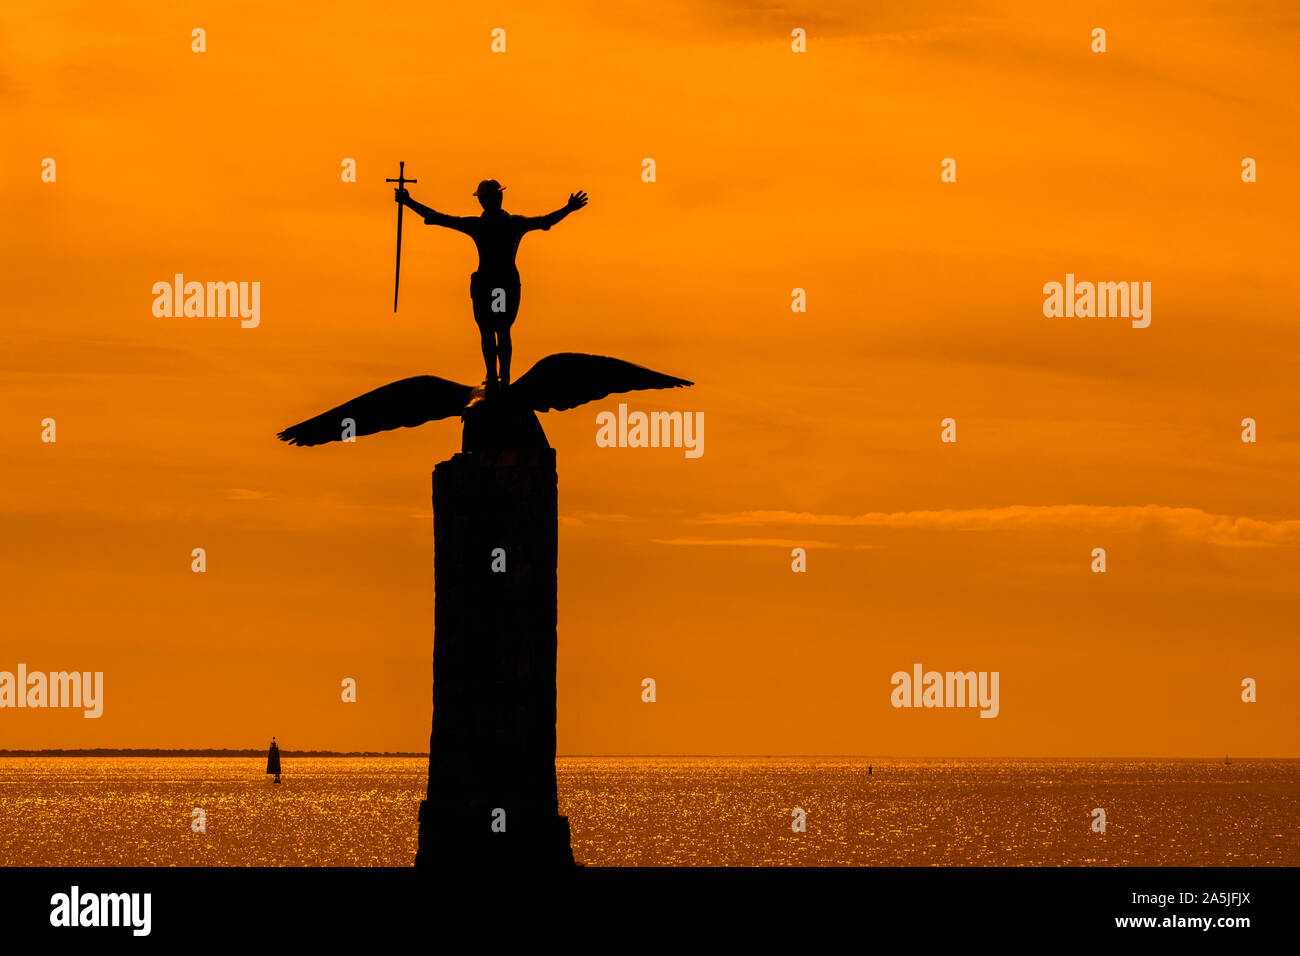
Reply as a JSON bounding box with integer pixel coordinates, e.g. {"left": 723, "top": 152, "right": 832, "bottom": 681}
{"left": 277, "top": 352, "right": 692, "bottom": 452}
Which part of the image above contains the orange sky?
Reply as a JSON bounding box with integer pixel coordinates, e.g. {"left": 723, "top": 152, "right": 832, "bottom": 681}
{"left": 2, "top": 0, "right": 1298, "bottom": 755}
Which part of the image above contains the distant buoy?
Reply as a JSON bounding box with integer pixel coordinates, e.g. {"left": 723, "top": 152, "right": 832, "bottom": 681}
{"left": 267, "top": 737, "right": 282, "bottom": 784}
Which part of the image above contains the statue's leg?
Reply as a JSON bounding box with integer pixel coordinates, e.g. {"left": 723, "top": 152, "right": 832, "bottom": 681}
{"left": 499, "top": 283, "right": 520, "bottom": 386}
{"left": 470, "top": 272, "right": 499, "bottom": 388}
{"left": 498, "top": 328, "right": 513, "bottom": 387}
{"left": 479, "top": 325, "right": 497, "bottom": 387}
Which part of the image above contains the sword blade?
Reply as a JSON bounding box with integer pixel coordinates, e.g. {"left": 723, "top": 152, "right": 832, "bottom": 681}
{"left": 393, "top": 203, "right": 404, "bottom": 312}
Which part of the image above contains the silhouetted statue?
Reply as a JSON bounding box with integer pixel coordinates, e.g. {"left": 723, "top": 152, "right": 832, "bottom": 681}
{"left": 394, "top": 181, "right": 587, "bottom": 391}
{"left": 279, "top": 174, "right": 690, "bottom": 868}
{"left": 267, "top": 737, "right": 281, "bottom": 784}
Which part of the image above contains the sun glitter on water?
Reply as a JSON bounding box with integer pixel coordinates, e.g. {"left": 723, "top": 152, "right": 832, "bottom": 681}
{"left": 1, "top": 757, "right": 1295, "bottom": 866}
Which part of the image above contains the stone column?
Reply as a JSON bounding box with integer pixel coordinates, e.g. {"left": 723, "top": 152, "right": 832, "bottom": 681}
{"left": 415, "top": 448, "right": 575, "bottom": 867}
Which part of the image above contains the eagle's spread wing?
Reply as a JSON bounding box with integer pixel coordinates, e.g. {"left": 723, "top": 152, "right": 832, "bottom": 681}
{"left": 513, "top": 353, "right": 693, "bottom": 413}
{"left": 277, "top": 375, "right": 473, "bottom": 446}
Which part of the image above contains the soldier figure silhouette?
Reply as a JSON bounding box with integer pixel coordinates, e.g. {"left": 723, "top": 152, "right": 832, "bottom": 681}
{"left": 395, "top": 181, "right": 588, "bottom": 391}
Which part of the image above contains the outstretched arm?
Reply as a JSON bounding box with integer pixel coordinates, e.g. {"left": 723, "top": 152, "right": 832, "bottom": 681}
{"left": 524, "top": 190, "right": 588, "bottom": 232}
{"left": 395, "top": 189, "right": 473, "bottom": 232}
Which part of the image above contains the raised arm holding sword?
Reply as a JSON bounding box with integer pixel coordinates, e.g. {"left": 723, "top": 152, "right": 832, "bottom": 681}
{"left": 389, "top": 164, "right": 588, "bottom": 391}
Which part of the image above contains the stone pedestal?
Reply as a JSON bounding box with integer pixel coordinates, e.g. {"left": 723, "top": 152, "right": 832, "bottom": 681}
{"left": 415, "top": 448, "right": 575, "bottom": 867}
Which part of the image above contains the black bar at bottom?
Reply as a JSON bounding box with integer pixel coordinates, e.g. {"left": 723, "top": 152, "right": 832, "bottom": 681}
{"left": 0, "top": 865, "right": 1284, "bottom": 943}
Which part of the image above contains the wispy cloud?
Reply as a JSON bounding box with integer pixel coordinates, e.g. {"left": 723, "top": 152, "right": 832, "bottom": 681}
{"left": 560, "top": 511, "right": 641, "bottom": 526}
{"left": 227, "top": 488, "right": 273, "bottom": 501}
{"left": 651, "top": 537, "right": 876, "bottom": 548}
{"left": 691, "top": 505, "right": 1300, "bottom": 547}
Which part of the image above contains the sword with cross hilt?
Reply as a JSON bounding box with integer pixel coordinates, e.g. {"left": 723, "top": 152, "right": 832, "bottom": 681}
{"left": 385, "top": 161, "right": 418, "bottom": 312}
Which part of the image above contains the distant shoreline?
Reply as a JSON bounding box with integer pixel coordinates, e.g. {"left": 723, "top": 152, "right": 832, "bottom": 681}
{"left": 0, "top": 749, "right": 426, "bottom": 758}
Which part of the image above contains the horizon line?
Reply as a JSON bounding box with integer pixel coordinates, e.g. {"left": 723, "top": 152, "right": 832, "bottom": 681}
{"left": 0, "top": 749, "right": 1290, "bottom": 759}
